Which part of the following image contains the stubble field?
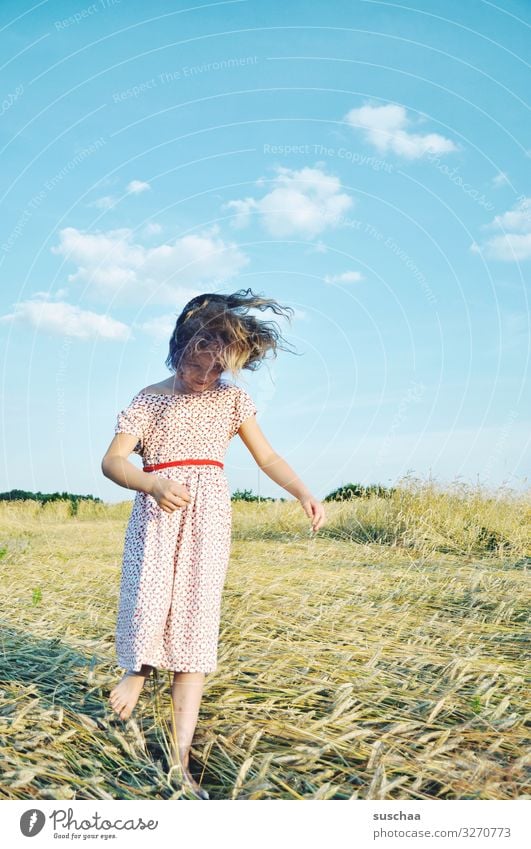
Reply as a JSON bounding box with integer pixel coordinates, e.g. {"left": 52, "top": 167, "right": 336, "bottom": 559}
{"left": 0, "top": 480, "right": 529, "bottom": 800}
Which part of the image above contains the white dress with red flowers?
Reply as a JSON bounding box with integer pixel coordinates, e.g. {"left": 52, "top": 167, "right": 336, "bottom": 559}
{"left": 113, "top": 380, "right": 257, "bottom": 673}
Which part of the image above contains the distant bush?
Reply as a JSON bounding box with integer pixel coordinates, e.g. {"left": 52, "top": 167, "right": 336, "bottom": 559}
{"left": 0, "top": 489, "right": 102, "bottom": 516}
{"left": 231, "top": 488, "right": 284, "bottom": 503}
{"left": 324, "top": 482, "right": 396, "bottom": 501}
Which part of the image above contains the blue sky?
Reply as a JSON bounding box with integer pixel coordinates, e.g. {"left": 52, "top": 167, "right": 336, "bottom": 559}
{"left": 1, "top": 0, "right": 529, "bottom": 503}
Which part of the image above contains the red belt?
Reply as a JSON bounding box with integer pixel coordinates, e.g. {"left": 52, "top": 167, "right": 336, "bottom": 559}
{"left": 143, "top": 459, "right": 223, "bottom": 472}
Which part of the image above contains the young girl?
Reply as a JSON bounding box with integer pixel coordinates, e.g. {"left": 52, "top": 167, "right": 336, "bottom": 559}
{"left": 101, "top": 289, "right": 326, "bottom": 798}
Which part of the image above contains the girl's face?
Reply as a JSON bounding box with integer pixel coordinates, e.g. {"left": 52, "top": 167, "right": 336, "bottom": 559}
{"left": 177, "top": 351, "right": 224, "bottom": 393}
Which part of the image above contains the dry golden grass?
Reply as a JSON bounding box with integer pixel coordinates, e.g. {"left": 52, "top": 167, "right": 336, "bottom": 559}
{"left": 0, "top": 479, "right": 529, "bottom": 800}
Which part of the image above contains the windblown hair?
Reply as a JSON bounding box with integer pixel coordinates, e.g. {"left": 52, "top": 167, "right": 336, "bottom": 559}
{"left": 165, "top": 288, "right": 298, "bottom": 379}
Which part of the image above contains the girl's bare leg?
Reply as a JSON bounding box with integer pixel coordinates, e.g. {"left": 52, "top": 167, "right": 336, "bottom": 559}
{"left": 109, "top": 664, "right": 154, "bottom": 720}
{"left": 170, "top": 671, "right": 207, "bottom": 796}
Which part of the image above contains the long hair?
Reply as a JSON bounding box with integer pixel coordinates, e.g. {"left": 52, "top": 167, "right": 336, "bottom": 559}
{"left": 165, "top": 288, "right": 298, "bottom": 379}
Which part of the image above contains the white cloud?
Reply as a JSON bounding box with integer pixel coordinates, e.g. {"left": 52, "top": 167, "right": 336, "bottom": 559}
{"left": 0, "top": 297, "right": 131, "bottom": 339}
{"left": 324, "top": 271, "right": 364, "bottom": 284}
{"left": 91, "top": 195, "right": 117, "bottom": 210}
{"left": 222, "top": 165, "right": 353, "bottom": 238}
{"left": 492, "top": 171, "right": 510, "bottom": 188}
{"left": 89, "top": 179, "right": 150, "bottom": 210}
{"left": 50, "top": 224, "right": 249, "bottom": 303}
{"left": 475, "top": 196, "right": 531, "bottom": 261}
{"left": 483, "top": 232, "right": 531, "bottom": 262}
{"left": 344, "top": 103, "right": 458, "bottom": 159}
{"left": 223, "top": 197, "right": 256, "bottom": 229}
{"left": 490, "top": 197, "right": 531, "bottom": 232}
{"left": 127, "top": 179, "right": 150, "bottom": 194}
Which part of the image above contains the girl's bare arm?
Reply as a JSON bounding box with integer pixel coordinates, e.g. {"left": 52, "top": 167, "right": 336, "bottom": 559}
{"left": 236, "top": 415, "right": 326, "bottom": 531}
{"left": 256, "top": 451, "right": 312, "bottom": 500}
{"left": 101, "top": 433, "right": 155, "bottom": 493}
{"left": 236, "top": 416, "right": 309, "bottom": 496}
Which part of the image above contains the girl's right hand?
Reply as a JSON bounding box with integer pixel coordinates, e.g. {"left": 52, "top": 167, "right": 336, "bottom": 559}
{"left": 148, "top": 476, "right": 191, "bottom": 513}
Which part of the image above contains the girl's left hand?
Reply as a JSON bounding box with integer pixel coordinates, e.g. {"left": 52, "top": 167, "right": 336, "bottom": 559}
{"left": 299, "top": 495, "right": 327, "bottom": 533}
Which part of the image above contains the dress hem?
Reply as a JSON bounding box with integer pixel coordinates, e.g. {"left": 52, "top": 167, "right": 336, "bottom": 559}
{"left": 117, "top": 657, "right": 216, "bottom": 674}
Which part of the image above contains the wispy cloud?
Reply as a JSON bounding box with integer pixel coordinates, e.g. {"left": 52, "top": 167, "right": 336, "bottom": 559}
{"left": 344, "top": 102, "right": 458, "bottom": 159}
{"left": 473, "top": 196, "right": 531, "bottom": 261}
{"left": 324, "top": 270, "right": 364, "bottom": 284}
{"left": 0, "top": 296, "right": 131, "bottom": 339}
{"left": 126, "top": 179, "right": 150, "bottom": 194}
{"left": 492, "top": 171, "right": 511, "bottom": 188}
{"left": 91, "top": 195, "right": 117, "bottom": 210}
{"left": 222, "top": 164, "right": 353, "bottom": 238}
{"left": 90, "top": 178, "right": 151, "bottom": 210}
{"left": 50, "top": 223, "right": 249, "bottom": 302}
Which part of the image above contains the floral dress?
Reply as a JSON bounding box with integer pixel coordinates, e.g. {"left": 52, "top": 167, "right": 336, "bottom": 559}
{"left": 113, "top": 380, "right": 257, "bottom": 673}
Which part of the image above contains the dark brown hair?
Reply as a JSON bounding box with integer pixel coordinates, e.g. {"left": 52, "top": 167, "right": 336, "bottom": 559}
{"left": 165, "top": 288, "right": 298, "bottom": 379}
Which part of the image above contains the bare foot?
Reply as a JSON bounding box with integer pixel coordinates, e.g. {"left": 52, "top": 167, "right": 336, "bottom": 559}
{"left": 109, "top": 666, "right": 152, "bottom": 720}
{"left": 169, "top": 747, "right": 209, "bottom": 799}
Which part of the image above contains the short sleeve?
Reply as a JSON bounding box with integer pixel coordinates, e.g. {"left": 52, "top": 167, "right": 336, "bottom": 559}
{"left": 230, "top": 387, "right": 257, "bottom": 438}
{"left": 114, "top": 393, "right": 148, "bottom": 455}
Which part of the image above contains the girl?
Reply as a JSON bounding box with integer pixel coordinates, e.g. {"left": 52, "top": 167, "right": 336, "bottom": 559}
{"left": 101, "top": 289, "right": 326, "bottom": 799}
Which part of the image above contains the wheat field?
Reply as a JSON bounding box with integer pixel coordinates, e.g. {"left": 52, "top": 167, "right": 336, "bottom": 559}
{"left": 0, "top": 478, "right": 529, "bottom": 800}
